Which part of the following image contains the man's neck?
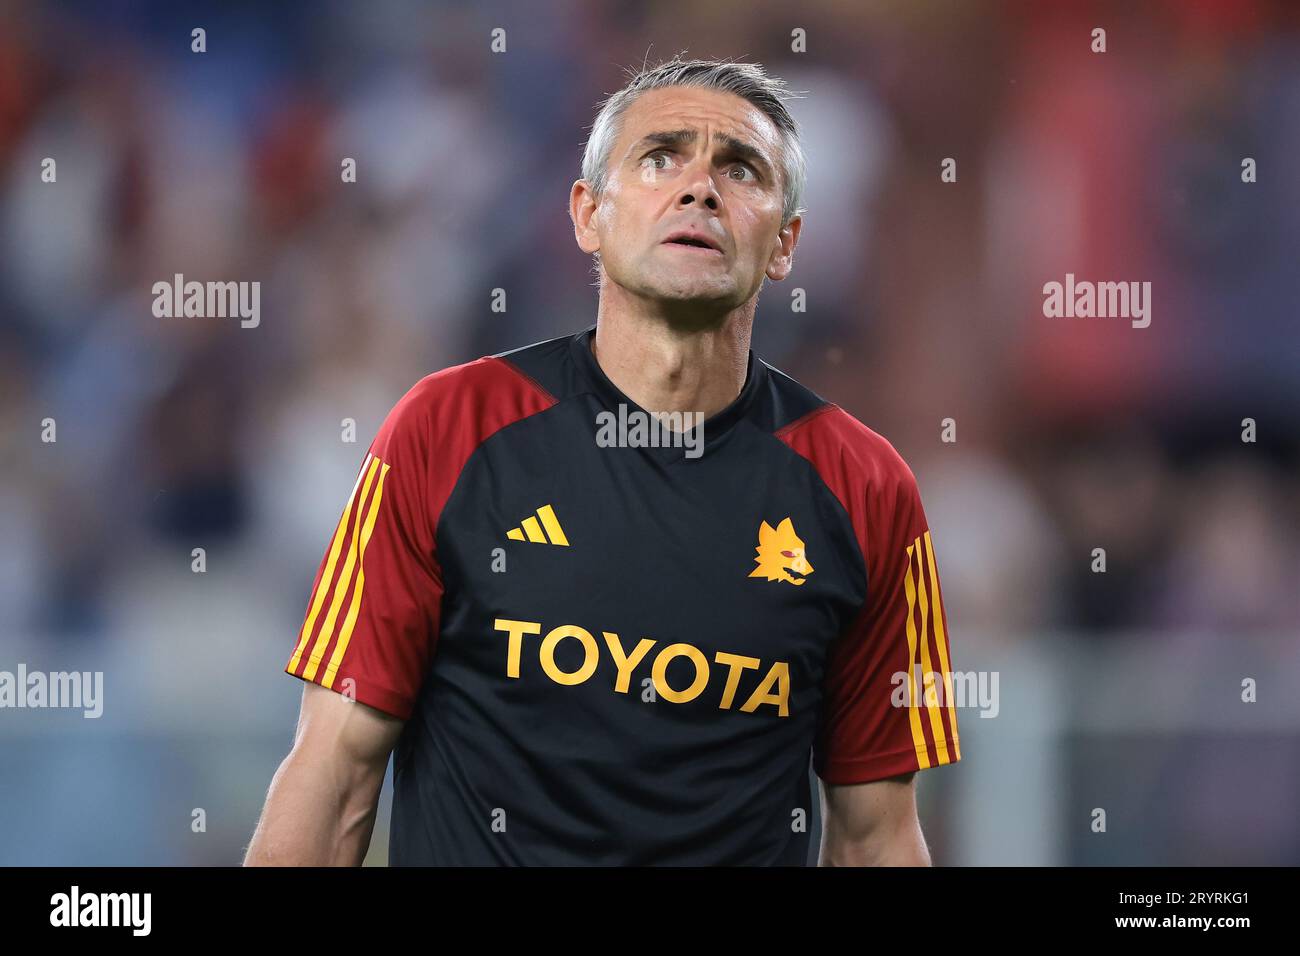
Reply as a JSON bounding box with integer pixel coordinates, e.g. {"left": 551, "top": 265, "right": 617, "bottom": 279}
{"left": 590, "top": 293, "right": 754, "bottom": 424}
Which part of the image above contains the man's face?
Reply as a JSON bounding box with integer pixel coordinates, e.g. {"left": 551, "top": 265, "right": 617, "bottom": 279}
{"left": 571, "top": 86, "right": 800, "bottom": 320}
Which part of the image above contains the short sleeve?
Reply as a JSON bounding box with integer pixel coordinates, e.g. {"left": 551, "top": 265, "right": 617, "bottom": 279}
{"left": 284, "top": 389, "right": 442, "bottom": 720}
{"left": 813, "top": 465, "right": 961, "bottom": 785}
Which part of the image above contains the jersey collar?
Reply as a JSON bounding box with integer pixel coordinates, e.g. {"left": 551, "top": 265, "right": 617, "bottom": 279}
{"left": 569, "top": 324, "right": 766, "bottom": 463}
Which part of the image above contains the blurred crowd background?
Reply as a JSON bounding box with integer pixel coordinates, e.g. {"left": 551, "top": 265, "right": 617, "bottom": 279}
{"left": 1, "top": 0, "right": 1297, "bottom": 865}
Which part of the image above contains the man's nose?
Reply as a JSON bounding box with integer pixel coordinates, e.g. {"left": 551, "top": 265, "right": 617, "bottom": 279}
{"left": 676, "top": 159, "right": 721, "bottom": 211}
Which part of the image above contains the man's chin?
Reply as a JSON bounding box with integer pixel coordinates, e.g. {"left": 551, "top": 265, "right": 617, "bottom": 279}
{"left": 606, "top": 268, "right": 745, "bottom": 316}
{"left": 642, "top": 273, "right": 737, "bottom": 306}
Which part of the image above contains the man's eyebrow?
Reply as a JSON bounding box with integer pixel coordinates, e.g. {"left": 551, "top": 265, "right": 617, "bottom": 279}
{"left": 627, "top": 129, "right": 775, "bottom": 178}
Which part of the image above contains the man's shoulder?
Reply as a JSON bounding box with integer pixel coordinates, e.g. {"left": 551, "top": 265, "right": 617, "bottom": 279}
{"left": 760, "top": 360, "right": 915, "bottom": 491}
{"left": 410, "top": 333, "right": 569, "bottom": 403}
{"left": 376, "top": 334, "right": 569, "bottom": 446}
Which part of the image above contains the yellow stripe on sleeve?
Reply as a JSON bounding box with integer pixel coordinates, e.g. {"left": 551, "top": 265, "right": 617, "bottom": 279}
{"left": 913, "top": 534, "right": 952, "bottom": 764}
{"left": 289, "top": 454, "right": 371, "bottom": 673}
{"left": 323, "top": 461, "right": 390, "bottom": 688}
{"left": 923, "top": 530, "right": 959, "bottom": 760}
{"left": 303, "top": 455, "right": 381, "bottom": 681}
{"left": 902, "top": 545, "right": 932, "bottom": 769}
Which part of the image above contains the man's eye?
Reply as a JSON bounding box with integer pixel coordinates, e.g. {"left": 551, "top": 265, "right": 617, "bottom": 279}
{"left": 641, "top": 151, "right": 674, "bottom": 169}
{"left": 728, "top": 163, "right": 756, "bottom": 182}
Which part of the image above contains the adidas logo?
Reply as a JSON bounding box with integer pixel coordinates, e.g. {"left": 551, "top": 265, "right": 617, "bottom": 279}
{"left": 506, "top": 504, "right": 570, "bottom": 546}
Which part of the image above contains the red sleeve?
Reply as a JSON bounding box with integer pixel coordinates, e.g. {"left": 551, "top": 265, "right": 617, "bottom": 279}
{"left": 283, "top": 382, "right": 442, "bottom": 719}
{"left": 283, "top": 357, "right": 556, "bottom": 719}
{"left": 778, "top": 406, "right": 961, "bottom": 785}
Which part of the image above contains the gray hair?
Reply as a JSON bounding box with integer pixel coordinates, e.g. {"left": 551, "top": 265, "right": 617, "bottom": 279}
{"left": 580, "top": 54, "right": 807, "bottom": 228}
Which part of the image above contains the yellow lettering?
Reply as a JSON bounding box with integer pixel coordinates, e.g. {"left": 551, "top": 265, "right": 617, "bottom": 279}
{"left": 652, "top": 643, "right": 709, "bottom": 703}
{"left": 493, "top": 618, "right": 541, "bottom": 678}
{"left": 540, "top": 625, "right": 599, "bottom": 686}
{"left": 602, "top": 632, "right": 656, "bottom": 693}
{"left": 741, "top": 662, "right": 790, "bottom": 716}
{"left": 493, "top": 618, "right": 792, "bottom": 718}
{"left": 713, "top": 652, "right": 760, "bottom": 710}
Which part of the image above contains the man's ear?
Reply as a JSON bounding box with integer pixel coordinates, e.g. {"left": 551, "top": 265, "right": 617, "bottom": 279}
{"left": 765, "top": 215, "right": 801, "bottom": 281}
{"left": 570, "top": 180, "right": 601, "bottom": 255}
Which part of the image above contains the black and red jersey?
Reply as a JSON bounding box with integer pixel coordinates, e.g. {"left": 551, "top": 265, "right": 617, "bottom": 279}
{"left": 285, "top": 324, "right": 960, "bottom": 865}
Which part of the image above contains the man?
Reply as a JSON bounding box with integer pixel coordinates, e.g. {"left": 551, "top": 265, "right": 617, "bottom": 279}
{"left": 246, "top": 55, "right": 960, "bottom": 867}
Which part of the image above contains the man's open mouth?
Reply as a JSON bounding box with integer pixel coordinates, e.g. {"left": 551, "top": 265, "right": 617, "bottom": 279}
{"left": 663, "top": 237, "right": 723, "bottom": 254}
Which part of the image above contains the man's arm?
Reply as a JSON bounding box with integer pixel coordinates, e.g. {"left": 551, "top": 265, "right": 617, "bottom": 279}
{"left": 244, "top": 682, "right": 404, "bottom": 866}
{"left": 818, "top": 772, "right": 931, "bottom": 866}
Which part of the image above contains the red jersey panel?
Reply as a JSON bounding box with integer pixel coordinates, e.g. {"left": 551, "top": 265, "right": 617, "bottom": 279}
{"left": 778, "top": 405, "right": 961, "bottom": 784}
{"left": 284, "top": 357, "right": 555, "bottom": 719}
